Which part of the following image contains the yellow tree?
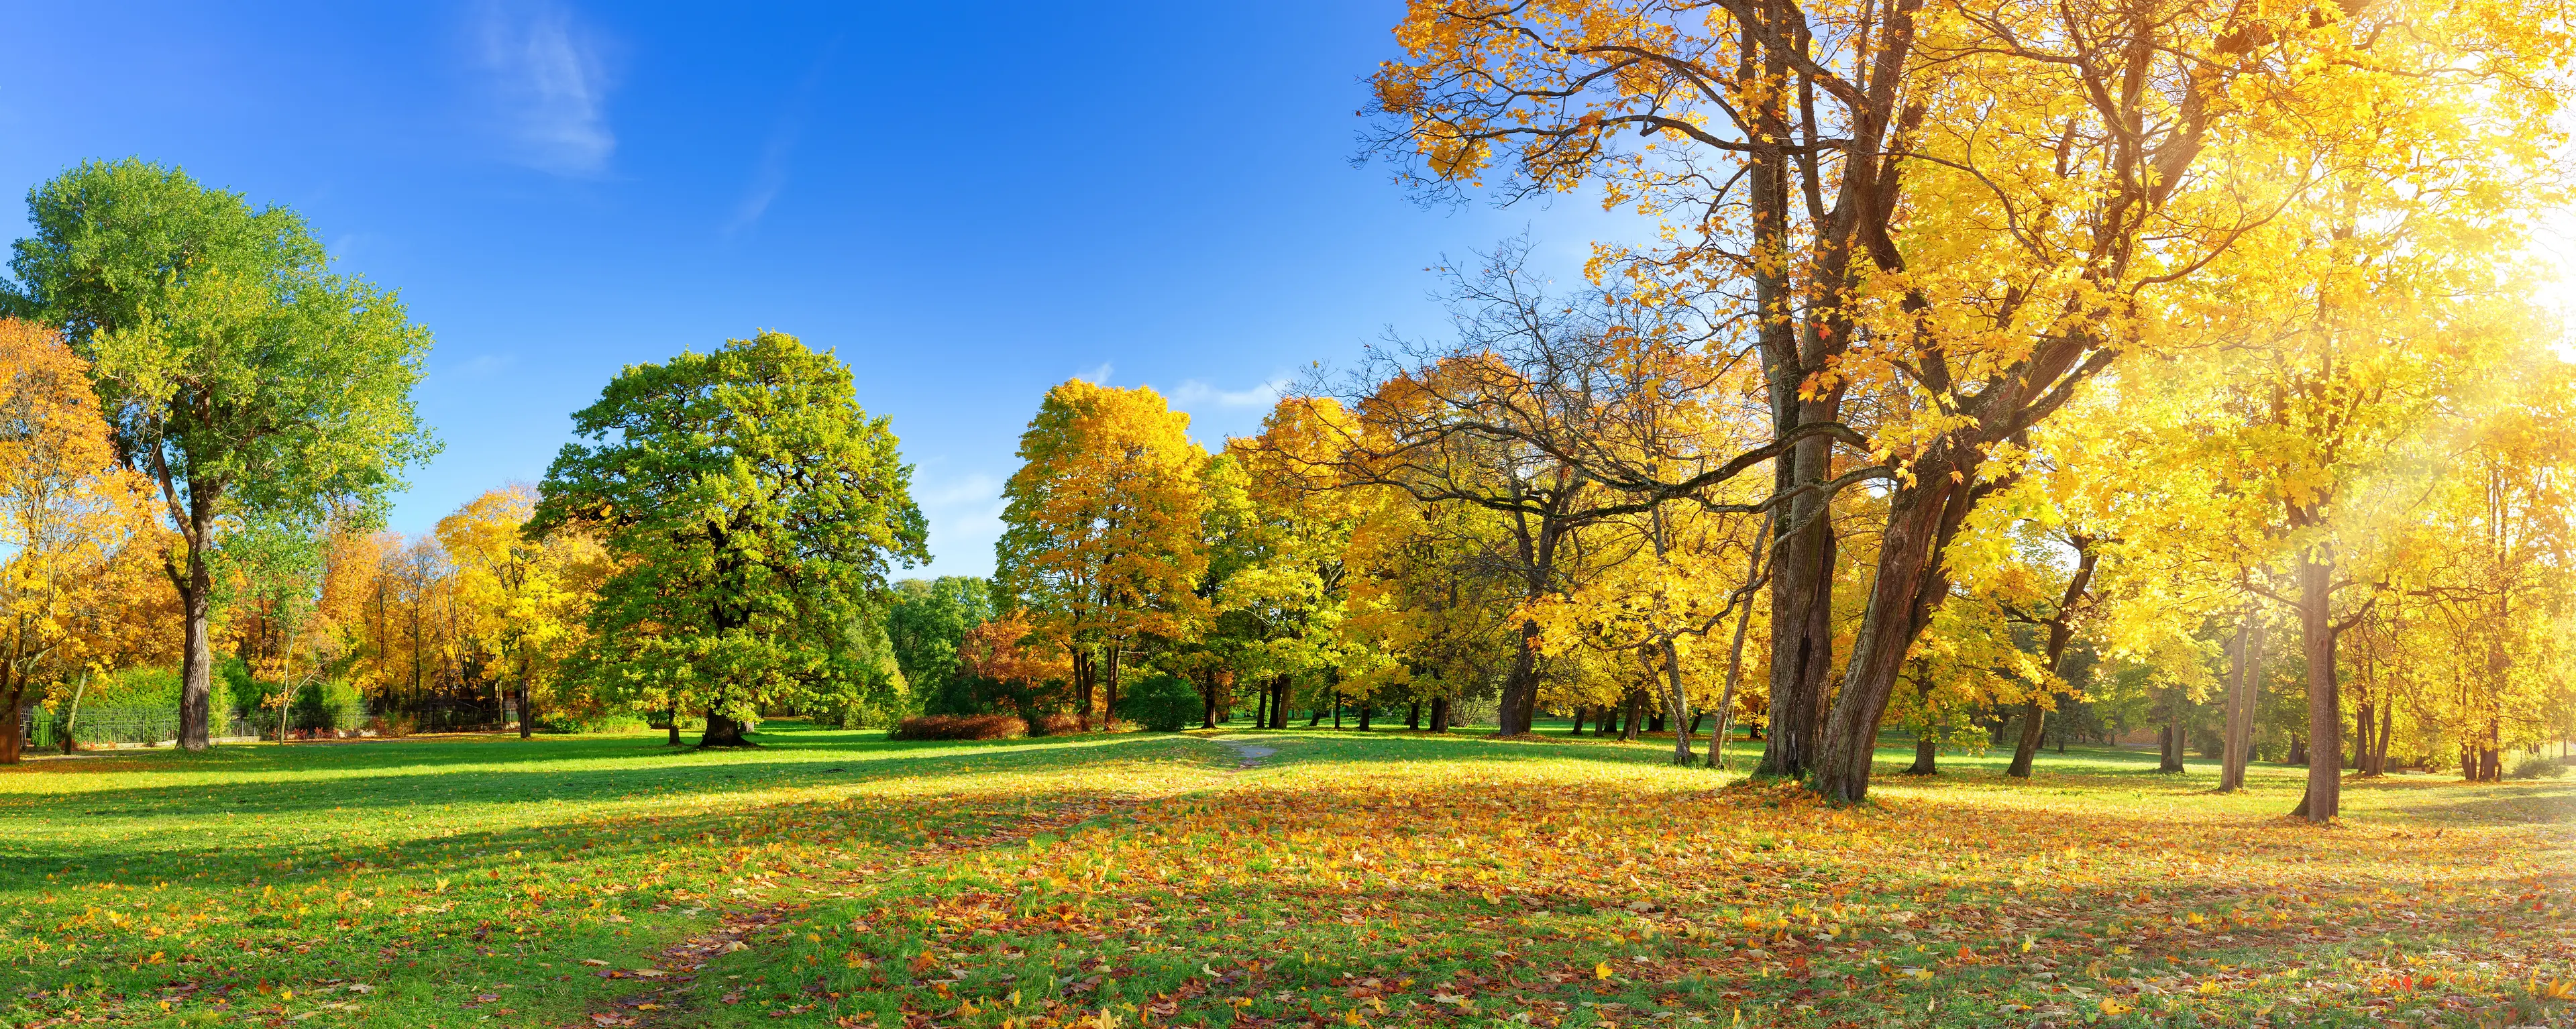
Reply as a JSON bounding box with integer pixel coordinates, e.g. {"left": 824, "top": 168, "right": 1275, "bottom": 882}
{"left": 1222, "top": 398, "right": 1368, "bottom": 730}
{"left": 437, "top": 484, "right": 607, "bottom": 740}
{"left": 0, "top": 319, "right": 154, "bottom": 763}
{"left": 996, "top": 380, "right": 1210, "bottom": 729}
{"left": 1369, "top": 0, "right": 2575, "bottom": 806}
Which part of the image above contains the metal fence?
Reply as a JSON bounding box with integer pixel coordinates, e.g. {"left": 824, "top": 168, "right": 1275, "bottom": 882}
{"left": 22, "top": 699, "right": 522, "bottom": 747}
{"left": 23, "top": 707, "right": 196, "bottom": 748}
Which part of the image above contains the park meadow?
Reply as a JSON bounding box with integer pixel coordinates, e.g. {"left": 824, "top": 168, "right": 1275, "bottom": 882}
{"left": 7, "top": 722, "right": 2573, "bottom": 1029}
{"left": 9, "top": 1, "right": 2576, "bottom": 1028}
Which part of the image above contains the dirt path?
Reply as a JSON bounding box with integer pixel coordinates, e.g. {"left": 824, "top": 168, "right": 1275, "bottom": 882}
{"left": 1214, "top": 737, "right": 1275, "bottom": 768}
{"left": 584, "top": 751, "right": 1251, "bottom": 1026}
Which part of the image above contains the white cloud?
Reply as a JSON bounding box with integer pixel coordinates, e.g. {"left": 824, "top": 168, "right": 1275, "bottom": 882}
{"left": 724, "top": 45, "right": 839, "bottom": 236}
{"left": 1073, "top": 362, "right": 1114, "bottom": 384}
{"left": 473, "top": 1, "right": 614, "bottom": 176}
{"left": 1169, "top": 377, "right": 1287, "bottom": 409}
{"left": 908, "top": 470, "right": 1007, "bottom": 579}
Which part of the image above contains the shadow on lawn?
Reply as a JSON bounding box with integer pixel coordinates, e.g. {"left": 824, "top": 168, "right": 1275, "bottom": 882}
{"left": 0, "top": 732, "right": 1228, "bottom": 836}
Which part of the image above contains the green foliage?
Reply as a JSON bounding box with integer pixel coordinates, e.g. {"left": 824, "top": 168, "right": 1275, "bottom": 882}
{"left": 532, "top": 331, "right": 930, "bottom": 735}
{"left": 2508, "top": 753, "right": 2568, "bottom": 779}
{"left": 7, "top": 158, "right": 437, "bottom": 529}
{"left": 1115, "top": 673, "right": 1200, "bottom": 732}
{"left": 885, "top": 576, "right": 997, "bottom": 712}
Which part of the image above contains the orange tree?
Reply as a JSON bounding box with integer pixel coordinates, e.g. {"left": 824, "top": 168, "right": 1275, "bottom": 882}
{"left": 994, "top": 380, "right": 1209, "bottom": 729}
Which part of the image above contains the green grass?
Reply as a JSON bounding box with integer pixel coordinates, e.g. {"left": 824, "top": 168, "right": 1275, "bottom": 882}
{"left": 4, "top": 724, "right": 2570, "bottom": 1027}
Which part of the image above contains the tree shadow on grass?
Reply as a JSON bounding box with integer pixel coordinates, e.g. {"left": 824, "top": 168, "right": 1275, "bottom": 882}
{"left": 0, "top": 732, "right": 1226, "bottom": 822}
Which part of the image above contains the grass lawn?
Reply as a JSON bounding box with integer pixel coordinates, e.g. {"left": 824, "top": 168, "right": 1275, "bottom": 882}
{"left": 4, "top": 724, "right": 2571, "bottom": 1028}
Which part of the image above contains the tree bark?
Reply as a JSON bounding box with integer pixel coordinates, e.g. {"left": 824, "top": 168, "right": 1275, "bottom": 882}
{"left": 1904, "top": 735, "right": 1936, "bottom": 775}
{"left": 1407, "top": 701, "right": 1421, "bottom": 729}
{"left": 2158, "top": 690, "right": 2187, "bottom": 773}
{"left": 2290, "top": 553, "right": 2340, "bottom": 822}
{"left": 177, "top": 525, "right": 215, "bottom": 751}
{"left": 1757, "top": 515, "right": 1835, "bottom": 777}
{"left": 1103, "top": 639, "right": 1123, "bottom": 731}
{"left": 1428, "top": 696, "right": 1450, "bottom": 733}
{"left": 1568, "top": 706, "right": 1588, "bottom": 736}
{"left": 1813, "top": 470, "right": 1966, "bottom": 804}
{"left": 666, "top": 706, "right": 680, "bottom": 746}
{"left": 2008, "top": 539, "right": 2098, "bottom": 779}
{"left": 2006, "top": 700, "right": 2047, "bottom": 779}
{"left": 2220, "top": 612, "right": 2261, "bottom": 792}
{"left": 1660, "top": 639, "right": 1694, "bottom": 765}
{"left": 1201, "top": 675, "right": 1219, "bottom": 729}
{"left": 1498, "top": 617, "right": 1541, "bottom": 736}
{"left": 1254, "top": 680, "right": 1269, "bottom": 730}
{"left": 517, "top": 658, "right": 534, "bottom": 740}
{"left": 1619, "top": 688, "right": 1646, "bottom": 743}
{"left": 700, "top": 711, "right": 755, "bottom": 748}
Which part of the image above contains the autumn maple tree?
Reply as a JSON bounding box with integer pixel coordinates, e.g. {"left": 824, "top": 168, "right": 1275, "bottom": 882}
{"left": 995, "top": 380, "right": 1210, "bottom": 730}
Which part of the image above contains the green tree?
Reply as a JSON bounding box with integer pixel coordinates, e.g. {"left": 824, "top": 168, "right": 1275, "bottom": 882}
{"left": 5, "top": 159, "right": 435, "bottom": 749}
{"left": 532, "top": 331, "right": 928, "bottom": 747}
{"left": 885, "top": 576, "right": 997, "bottom": 714}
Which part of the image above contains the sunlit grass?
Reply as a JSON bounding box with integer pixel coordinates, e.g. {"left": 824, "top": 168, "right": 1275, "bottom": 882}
{"left": 4, "top": 724, "right": 2567, "bottom": 1027}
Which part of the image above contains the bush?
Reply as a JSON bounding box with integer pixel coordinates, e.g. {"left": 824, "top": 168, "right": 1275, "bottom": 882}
{"left": 2507, "top": 753, "right": 2568, "bottom": 780}
{"left": 1032, "top": 711, "right": 1085, "bottom": 736}
{"left": 889, "top": 714, "right": 1028, "bottom": 741}
{"left": 1116, "top": 674, "right": 1201, "bottom": 733}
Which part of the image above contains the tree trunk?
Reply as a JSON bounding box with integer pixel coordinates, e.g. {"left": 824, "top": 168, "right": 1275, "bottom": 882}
{"left": 1308, "top": 703, "right": 1324, "bottom": 727}
{"left": 700, "top": 712, "right": 755, "bottom": 748}
{"left": 1619, "top": 688, "right": 1646, "bottom": 743}
{"left": 1333, "top": 695, "right": 1342, "bottom": 730}
{"left": 2006, "top": 699, "right": 2047, "bottom": 779}
{"left": 1269, "top": 675, "right": 1289, "bottom": 729}
{"left": 1407, "top": 701, "right": 1421, "bottom": 730}
{"left": 1758, "top": 513, "right": 1835, "bottom": 777}
{"left": 58, "top": 673, "right": 86, "bottom": 755}
{"left": 2008, "top": 540, "right": 2098, "bottom": 779}
{"left": 1498, "top": 618, "right": 1540, "bottom": 736}
{"left": 2290, "top": 553, "right": 2340, "bottom": 822}
{"left": 2370, "top": 702, "right": 2392, "bottom": 775}
{"left": 2288, "top": 736, "right": 2308, "bottom": 767}
{"left": 1661, "top": 640, "right": 1694, "bottom": 766}
{"left": 2158, "top": 690, "right": 2186, "bottom": 773}
{"left": 1201, "top": 675, "right": 1219, "bottom": 730}
{"left": 517, "top": 659, "right": 534, "bottom": 740}
{"left": 666, "top": 706, "right": 680, "bottom": 746}
{"left": 177, "top": 527, "right": 215, "bottom": 750}
{"left": 1254, "top": 681, "right": 1269, "bottom": 730}
{"left": 1569, "top": 707, "right": 1588, "bottom": 736}
{"left": 1072, "top": 648, "right": 1097, "bottom": 732}
{"left": 1903, "top": 735, "right": 1936, "bottom": 775}
{"left": 1103, "top": 639, "right": 1122, "bottom": 731}
{"left": 1356, "top": 701, "right": 1373, "bottom": 731}
{"left": 1428, "top": 697, "right": 1450, "bottom": 733}
{"left": 1813, "top": 471, "right": 1966, "bottom": 804}
{"left": 0, "top": 669, "right": 22, "bottom": 765}
{"left": 2220, "top": 612, "right": 2261, "bottom": 792}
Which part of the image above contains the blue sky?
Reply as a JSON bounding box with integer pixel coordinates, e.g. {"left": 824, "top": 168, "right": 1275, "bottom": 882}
{"left": 0, "top": 1, "right": 1638, "bottom": 578}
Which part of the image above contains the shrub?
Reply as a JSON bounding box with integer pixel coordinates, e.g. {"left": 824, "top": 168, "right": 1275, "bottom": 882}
{"left": 1032, "top": 711, "right": 1085, "bottom": 736}
{"left": 889, "top": 714, "right": 1028, "bottom": 741}
{"left": 1116, "top": 674, "right": 1201, "bottom": 733}
{"left": 2507, "top": 753, "right": 2568, "bottom": 780}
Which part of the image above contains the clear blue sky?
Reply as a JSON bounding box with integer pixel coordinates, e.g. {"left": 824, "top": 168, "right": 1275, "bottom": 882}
{"left": 0, "top": 1, "right": 1635, "bottom": 579}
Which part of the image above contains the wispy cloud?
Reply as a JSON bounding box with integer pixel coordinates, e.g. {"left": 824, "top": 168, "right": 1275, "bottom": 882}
{"left": 908, "top": 470, "right": 1008, "bottom": 578}
{"left": 726, "top": 42, "right": 841, "bottom": 235}
{"left": 473, "top": 1, "right": 614, "bottom": 176}
{"left": 1170, "top": 377, "right": 1287, "bottom": 409}
{"left": 1074, "top": 362, "right": 1114, "bottom": 384}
